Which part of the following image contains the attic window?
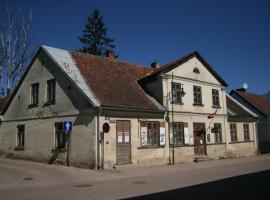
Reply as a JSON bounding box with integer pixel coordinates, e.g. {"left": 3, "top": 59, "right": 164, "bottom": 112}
{"left": 193, "top": 67, "right": 200, "bottom": 74}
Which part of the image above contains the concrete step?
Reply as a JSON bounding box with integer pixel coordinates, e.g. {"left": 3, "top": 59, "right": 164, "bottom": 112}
{"left": 194, "top": 156, "right": 213, "bottom": 162}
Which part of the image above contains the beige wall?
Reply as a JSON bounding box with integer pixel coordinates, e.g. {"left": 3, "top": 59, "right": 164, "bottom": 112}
{"left": 227, "top": 122, "right": 257, "bottom": 156}
{"left": 0, "top": 114, "right": 97, "bottom": 168}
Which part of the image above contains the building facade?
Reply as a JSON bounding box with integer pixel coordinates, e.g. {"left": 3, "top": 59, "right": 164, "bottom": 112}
{"left": 0, "top": 46, "right": 259, "bottom": 169}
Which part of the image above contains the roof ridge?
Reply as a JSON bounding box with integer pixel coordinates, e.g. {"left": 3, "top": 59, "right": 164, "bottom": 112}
{"left": 71, "top": 51, "right": 151, "bottom": 71}
{"left": 236, "top": 90, "right": 270, "bottom": 100}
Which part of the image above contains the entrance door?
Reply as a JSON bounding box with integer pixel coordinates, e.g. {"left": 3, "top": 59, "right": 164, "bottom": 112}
{"left": 193, "top": 123, "right": 207, "bottom": 155}
{"left": 116, "top": 120, "right": 131, "bottom": 164}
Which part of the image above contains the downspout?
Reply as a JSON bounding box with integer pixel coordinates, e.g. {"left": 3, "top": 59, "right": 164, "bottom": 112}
{"left": 96, "top": 107, "right": 102, "bottom": 170}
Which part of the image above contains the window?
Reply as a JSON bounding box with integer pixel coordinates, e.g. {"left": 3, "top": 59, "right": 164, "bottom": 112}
{"left": 243, "top": 124, "right": 250, "bottom": 141}
{"left": 171, "top": 82, "right": 183, "bottom": 104}
{"left": 214, "top": 123, "right": 222, "bottom": 143}
{"left": 55, "top": 122, "right": 66, "bottom": 149}
{"left": 193, "top": 86, "right": 202, "bottom": 105}
{"left": 172, "top": 122, "right": 184, "bottom": 145}
{"left": 147, "top": 122, "right": 159, "bottom": 147}
{"left": 212, "top": 89, "right": 220, "bottom": 107}
{"left": 30, "top": 83, "right": 39, "bottom": 106}
{"left": 193, "top": 67, "right": 200, "bottom": 74}
{"left": 230, "top": 123, "right": 238, "bottom": 142}
{"left": 46, "top": 79, "right": 56, "bottom": 104}
{"left": 17, "top": 125, "right": 25, "bottom": 148}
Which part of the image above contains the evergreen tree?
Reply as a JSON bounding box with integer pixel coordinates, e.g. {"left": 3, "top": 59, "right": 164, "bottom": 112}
{"left": 79, "top": 9, "right": 115, "bottom": 56}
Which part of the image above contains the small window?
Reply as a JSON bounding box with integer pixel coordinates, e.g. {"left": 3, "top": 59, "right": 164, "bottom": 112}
{"left": 230, "top": 123, "right": 238, "bottom": 142}
{"left": 214, "top": 123, "right": 222, "bottom": 143}
{"left": 17, "top": 125, "right": 25, "bottom": 148}
{"left": 46, "top": 79, "right": 56, "bottom": 104}
{"left": 243, "top": 124, "right": 250, "bottom": 141}
{"left": 193, "top": 67, "right": 200, "bottom": 74}
{"left": 193, "top": 86, "right": 202, "bottom": 105}
{"left": 212, "top": 89, "right": 220, "bottom": 107}
{"left": 172, "top": 122, "right": 184, "bottom": 145}
{"left": 146, "top": 122, "right": 159, "bottom": 147}
{"left": 30, "top": 83, "right": 39, "bottom": 106}
{"left": 55, "top": 122, "right": 66, "bottom": 149}
{"left": 172, "top": 82, "right": 183, "bottom": 104}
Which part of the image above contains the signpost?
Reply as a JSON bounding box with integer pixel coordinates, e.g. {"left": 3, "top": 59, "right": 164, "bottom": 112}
{"left": 63, "top": 121, "right": 72, "bottom": 166}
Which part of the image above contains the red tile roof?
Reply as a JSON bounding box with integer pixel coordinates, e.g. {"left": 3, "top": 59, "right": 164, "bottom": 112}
{"left": 234, "top": 90, "right": 270, "bottom": 116}
{"left": 71, "top": 52, "right": 162, "bottom": 111}
{"left": 226, "top": 95, "right": 255, "bottom": 118}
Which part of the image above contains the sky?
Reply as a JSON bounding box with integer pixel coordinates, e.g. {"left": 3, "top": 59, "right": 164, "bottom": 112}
{"left": 7, "top": 0, "right": 270, "bottom": 94}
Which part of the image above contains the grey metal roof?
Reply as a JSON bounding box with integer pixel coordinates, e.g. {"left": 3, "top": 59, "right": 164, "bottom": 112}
{"left": 41, "top": 45, "right": 100, "bottom": 108}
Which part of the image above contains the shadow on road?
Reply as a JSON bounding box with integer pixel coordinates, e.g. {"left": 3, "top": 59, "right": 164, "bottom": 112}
{"left": 124, "top": 170, "right": 270, "bottom": 200}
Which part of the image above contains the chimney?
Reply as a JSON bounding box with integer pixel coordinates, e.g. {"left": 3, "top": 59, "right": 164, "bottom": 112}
{"left": 106, "top": 50, "right": 115, "bottom": 59}
{"left": 151, "top": 60, "right": 160, "bottom": 70}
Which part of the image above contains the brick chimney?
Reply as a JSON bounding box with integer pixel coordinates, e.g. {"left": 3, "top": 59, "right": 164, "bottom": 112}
{"left": 106, "top": 50, "right": 115, "bottom": 59}
{"left": 151, "top": 60, "right": 160, "bottom": 69}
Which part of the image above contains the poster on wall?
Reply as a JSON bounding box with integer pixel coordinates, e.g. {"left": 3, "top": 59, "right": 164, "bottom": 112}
{"left": 117, "top": 132, "right": 123, "bottom": 143}
{"left": 140, "top": 127, "right": 147, "bottom": 146}
{"left": 160, "top": 127, "right": 166, "bottom": 146}
{"left": 124, "top": 132, "right": 129, "bottom": 143}
{"left": 184, "top": 127, "right": 189, "bottom": 144}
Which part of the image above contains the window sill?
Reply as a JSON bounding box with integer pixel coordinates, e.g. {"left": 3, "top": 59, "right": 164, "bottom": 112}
{"left": 28, "top": 104, "right": 38, "bottom": 108}
{"left": 14, "top": 147, "right": 25, "bottom": 151}
{"left": 170, "top": 144, "right": 194, "bottom": 147}
{"left": 51, "top": 148, "right": 66, "bottom": 153}
{"left": 171, "top": 102, "right": 184, "bottom": 105}
{"left": 207, "top": 142, "right": 225, "bottom": 145}
{"left": 43, "top": 101, "right": 55, "bottom": 107}
{"left": 193, "top": 103, "right": 204, "bottom": 107}
{"left": 229, "top": 140, "right": 254, "bottom": 144}
{"left": 212, "top": 106, "right": 221, "bottom": 109}
{"left": 138, "top": 146, "right": 165, "bottom": 150}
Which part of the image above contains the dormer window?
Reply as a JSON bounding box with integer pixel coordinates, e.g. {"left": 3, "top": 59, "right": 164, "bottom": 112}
{"left": 193, "top": 67, "right": 200, "bottom": 74}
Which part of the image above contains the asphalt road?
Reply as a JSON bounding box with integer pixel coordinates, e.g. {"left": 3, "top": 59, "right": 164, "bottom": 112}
{"left": 0, "top": 155, "right": 270, "bottom": 200}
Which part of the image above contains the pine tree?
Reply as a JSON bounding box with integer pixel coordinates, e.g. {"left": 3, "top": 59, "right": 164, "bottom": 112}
{"left": 79, "top": 9, "right": 115, "bottom": 56}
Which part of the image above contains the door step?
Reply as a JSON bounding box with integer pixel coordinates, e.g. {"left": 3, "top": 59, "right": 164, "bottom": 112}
{"left": 194, "top": 156, "right": 213, "bottom": 162}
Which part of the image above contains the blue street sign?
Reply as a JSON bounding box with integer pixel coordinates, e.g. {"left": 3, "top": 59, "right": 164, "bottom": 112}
{"left": 63, "top": 121, "right": 72, "bottom": 132}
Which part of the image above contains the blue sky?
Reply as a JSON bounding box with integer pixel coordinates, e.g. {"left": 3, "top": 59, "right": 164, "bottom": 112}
{"left": 15, "top": 0, "right": 270, "bottom": 94}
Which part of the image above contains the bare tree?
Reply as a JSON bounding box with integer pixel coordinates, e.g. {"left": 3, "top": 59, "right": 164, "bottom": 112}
{"left": 0, "top": 1, "right": 32, "bottom": 97}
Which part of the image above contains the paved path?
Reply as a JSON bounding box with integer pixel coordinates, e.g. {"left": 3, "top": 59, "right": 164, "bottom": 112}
{"left": 0, "top": 155, "right": 270, "bottom": 200}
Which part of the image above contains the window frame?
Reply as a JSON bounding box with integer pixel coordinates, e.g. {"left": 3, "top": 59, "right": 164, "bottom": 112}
{"left": 46, "top": 79, "right": 56, "bottom": 105}
{"left": 230, "top": 123, "right": 238, "bottom": 142}
{"left": 171, "top": 122, "right": 185, "bottom": 145}
{"left": 243, "top": 124, "right": 250, "bottom": 141}
{"left": 214, "top": 123, "right": 222, "bottom": 143}
{"left": 171, "top": 82, "right": 183, "bottom": 104}
{"left": 193, "top": 85, "right": 202, "bottom": 105}
{"left": 30, "top": 83, "right": 39, "bottom": 107}
{"left": 17, "top": 125, "right": 25, "bottom": 149}
{"left": 55, "top": 122, "right": 66, "bottom": 149}
{"left": 212, "top": 89, "right": 220, "bottom": 107}
{"left": 146, "top": 121, "right": 160, "bottom": 147}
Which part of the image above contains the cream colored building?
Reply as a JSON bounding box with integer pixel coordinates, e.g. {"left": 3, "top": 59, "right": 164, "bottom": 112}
{"left": 0, "top": 46, "right": 258, "bottom": 169}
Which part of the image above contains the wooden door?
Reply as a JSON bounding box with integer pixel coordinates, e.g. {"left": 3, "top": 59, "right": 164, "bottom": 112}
{"left": 193, "top": 123, "right": 207, "bottom": 155}
{"left": 116, "top": 120, "right": 131, "bottom": 164}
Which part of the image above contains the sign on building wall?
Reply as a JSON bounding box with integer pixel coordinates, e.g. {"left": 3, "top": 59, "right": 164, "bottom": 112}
{"left": 184, "top": 127, "right": 189, "bottom": 144}
{"left": 160, "top": 127, "right": 166, "bottom": 146}
{"left": 140, "top": 126, "right": 148, "bottom": 146}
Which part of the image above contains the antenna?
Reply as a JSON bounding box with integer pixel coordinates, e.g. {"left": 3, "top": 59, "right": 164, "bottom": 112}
{"left": 243, "top": 82, "right": 248, "bottom": 90}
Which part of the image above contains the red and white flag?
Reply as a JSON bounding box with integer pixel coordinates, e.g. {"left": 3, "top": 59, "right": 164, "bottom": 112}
{"left": 208, "top": 109, "right": 218, "bottom": 119}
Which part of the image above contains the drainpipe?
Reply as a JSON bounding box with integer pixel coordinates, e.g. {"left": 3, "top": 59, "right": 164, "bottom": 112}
{"left": 96, "top": 107, "right": 102, "bottom": 170}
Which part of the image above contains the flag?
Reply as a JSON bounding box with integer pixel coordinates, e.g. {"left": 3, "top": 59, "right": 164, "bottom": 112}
{"left": 208, "top": 109, "right": 218, "bottom": 119}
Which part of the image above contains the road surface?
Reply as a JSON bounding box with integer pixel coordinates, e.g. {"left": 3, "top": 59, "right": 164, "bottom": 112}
{"left": 0, "top": 155, "right": 270, "bottom": 200}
